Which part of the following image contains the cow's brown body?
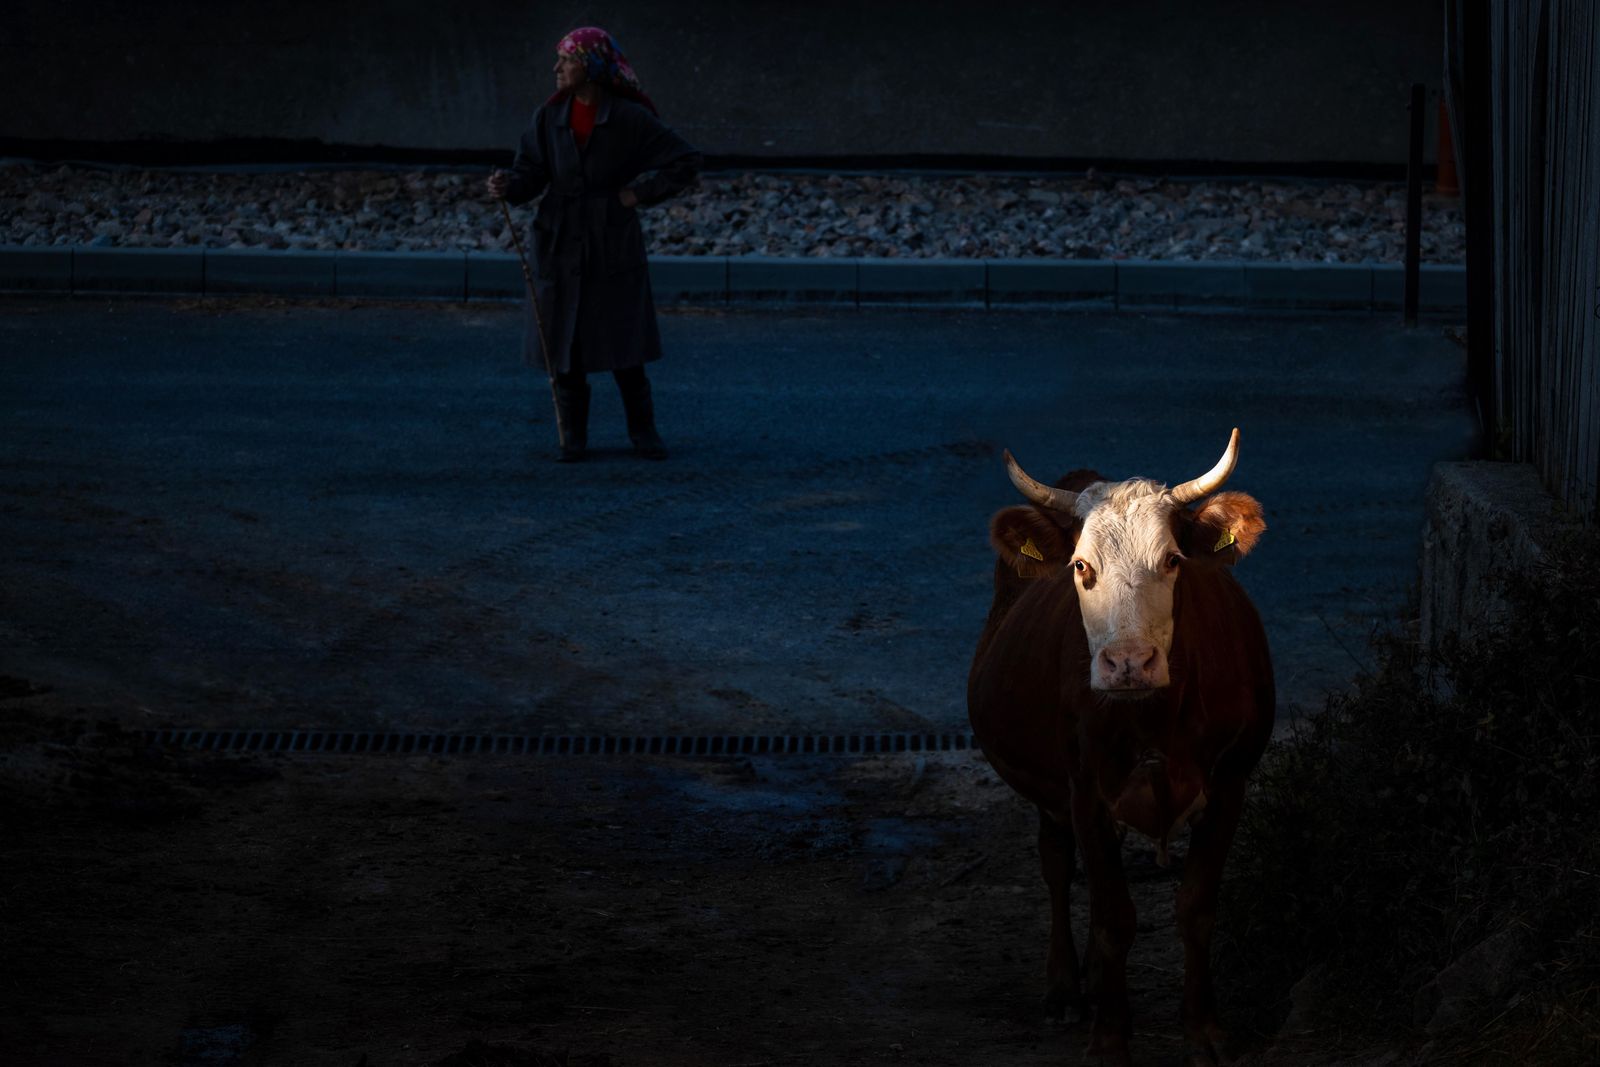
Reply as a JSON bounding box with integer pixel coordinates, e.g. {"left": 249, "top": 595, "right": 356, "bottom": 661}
{"left": 968, "top": 460, "right": 1274, "bottom": 1066}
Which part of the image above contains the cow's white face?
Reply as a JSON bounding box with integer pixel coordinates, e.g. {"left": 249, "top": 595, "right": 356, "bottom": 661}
{"left": 995, "top": 430, "right": 1260, "bottom": 697}
{"left": 1068, "top": 480, "right": 1184, "bottom": 693}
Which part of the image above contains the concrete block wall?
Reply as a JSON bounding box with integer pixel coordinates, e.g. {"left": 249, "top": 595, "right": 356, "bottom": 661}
{"left": 1418, "top": 462, "right": 1576, "bottom": 658}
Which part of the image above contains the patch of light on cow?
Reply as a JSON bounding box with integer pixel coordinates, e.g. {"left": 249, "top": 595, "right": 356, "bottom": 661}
{"left": 1072, "top": 479, "right": 1183, "bottom": 693}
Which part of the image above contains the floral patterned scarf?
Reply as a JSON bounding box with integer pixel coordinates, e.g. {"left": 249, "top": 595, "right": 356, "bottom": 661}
{"left": 549, "top": 26, "right": 659, "bottom": 116}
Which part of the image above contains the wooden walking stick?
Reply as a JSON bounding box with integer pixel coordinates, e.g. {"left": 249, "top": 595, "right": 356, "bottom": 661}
{"left": 499, "top": 197, "right": 567, "bottom": 448}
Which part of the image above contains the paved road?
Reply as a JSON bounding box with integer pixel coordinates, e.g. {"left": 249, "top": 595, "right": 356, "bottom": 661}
{"left": 0, "top": 298, "right": 1474, "bottom": 736}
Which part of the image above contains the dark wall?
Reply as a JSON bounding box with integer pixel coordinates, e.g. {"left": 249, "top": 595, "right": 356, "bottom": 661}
{"left": 4, "top": 1, "right": 1444, "bottom": 164}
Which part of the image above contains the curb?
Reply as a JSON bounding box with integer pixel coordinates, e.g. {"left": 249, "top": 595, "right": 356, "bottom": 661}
{"left": 0, "top": 246, "right": 1468, "bottom": 312}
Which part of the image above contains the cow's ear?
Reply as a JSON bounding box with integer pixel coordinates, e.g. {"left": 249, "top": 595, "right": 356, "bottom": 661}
{"left": 1184, "top": 492, "right": 1266, "bottom": 561}
{"left": 990, "top": 506, "right": 1075, "bottom": 578}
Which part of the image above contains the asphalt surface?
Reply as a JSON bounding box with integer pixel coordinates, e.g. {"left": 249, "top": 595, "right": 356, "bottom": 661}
{"left": 0, "top": 297, "right": 1475, "bottom": 736}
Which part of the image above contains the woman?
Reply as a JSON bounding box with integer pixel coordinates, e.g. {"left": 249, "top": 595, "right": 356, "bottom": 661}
{"left": 488, "top": 27, "right": 700, "bottom": 462}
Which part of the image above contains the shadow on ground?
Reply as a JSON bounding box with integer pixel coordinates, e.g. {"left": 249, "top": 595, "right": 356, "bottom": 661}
{"left": 2, "top": 694, "right": 1261, "bottom": 1067}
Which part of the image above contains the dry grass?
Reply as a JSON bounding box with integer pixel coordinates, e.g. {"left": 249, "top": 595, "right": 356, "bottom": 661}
{"left": 1216, "top": 529, "right": 1600, "bottom": 1063}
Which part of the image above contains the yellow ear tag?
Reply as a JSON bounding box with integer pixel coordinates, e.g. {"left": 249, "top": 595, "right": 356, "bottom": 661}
{"left": 1019, "top": 537, "right": 1045, "bottom": 562}
{"left": 1213, "top": 529, "right": 1237, "bottom": 552}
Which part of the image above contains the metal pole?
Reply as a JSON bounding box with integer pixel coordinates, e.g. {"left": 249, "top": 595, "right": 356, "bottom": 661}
{"left": 499, "top": 198, "right": 566, "bottom": 448}
{"left": 1404, "top": 82, "right": 1425, "bottom": 328}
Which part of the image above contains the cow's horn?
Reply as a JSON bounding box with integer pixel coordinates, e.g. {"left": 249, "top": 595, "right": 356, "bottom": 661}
{"left": 1004, "top": 450, "right": 1079, "bottom": 512}
{"left": 1169, "top": 428, "right": 1241, "bottom": 504}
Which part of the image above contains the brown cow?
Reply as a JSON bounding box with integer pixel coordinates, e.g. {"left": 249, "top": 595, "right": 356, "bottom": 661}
{"left": 967, "top": 428, "right": 1273, "bottom": 1067}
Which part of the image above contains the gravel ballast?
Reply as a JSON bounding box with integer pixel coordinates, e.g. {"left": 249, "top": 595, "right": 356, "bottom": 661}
{"left": 1, "top": 162, "right": 1464, "bottom": 265}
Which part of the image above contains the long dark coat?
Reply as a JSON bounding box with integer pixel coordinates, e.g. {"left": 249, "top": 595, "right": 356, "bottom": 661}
{"left": 503, "top": 92, "right": 701, "bottom": 375}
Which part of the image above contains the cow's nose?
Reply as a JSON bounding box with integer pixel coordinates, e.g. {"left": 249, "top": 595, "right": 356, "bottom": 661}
{"left": 1096, "top": 643, "right": 1166, "bottom": 689}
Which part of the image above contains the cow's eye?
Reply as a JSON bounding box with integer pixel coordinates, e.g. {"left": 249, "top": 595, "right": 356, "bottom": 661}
{"left": 1167, "top": 553, "right": 1184, "bottom": 571}
{"left": 1073, "top": 559, "right": 1089, "bottom": 576}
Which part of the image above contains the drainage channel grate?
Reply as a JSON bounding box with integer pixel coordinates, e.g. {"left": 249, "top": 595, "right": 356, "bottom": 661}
{"left": 138, "top": 729, "right": 979, "bottom": 757}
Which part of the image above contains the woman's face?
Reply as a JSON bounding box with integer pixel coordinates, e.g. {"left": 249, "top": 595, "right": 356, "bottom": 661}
{"left": 553, "top": 51, "right": 588, "bottom": 92}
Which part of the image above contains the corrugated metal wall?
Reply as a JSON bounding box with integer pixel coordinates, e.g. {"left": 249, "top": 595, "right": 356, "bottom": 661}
{"left": 1481, "top": 1, "right": 1600, "bottom": 518}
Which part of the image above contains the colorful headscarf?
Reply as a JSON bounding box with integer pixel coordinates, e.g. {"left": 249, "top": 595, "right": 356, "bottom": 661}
{"left": 549, "top": 26, "right": 658, "bottom": 116}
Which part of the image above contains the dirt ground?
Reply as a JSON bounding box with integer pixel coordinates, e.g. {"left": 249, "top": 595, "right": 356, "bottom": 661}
{"left": 0, "top": 299, "right": 1472, "bottom": 1067}
{"left": 0, "top": 685, "right": 1364, "bottom": 1067}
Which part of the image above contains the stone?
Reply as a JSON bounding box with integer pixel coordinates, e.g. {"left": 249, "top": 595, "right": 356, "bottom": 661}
{"left": 1412, "top": 924, "right": 1536, "bottom": 1035}
{"left": 1279, "top": 963, "right": 1331, "bottom": 1034}
{"left": 0, "top": 162, "right": 1467, "bottom": 265}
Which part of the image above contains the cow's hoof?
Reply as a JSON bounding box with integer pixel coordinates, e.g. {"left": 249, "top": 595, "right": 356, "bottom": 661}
{"left": 1183, "top": 1023, "right": 1231, "bottom": 1066}
{"left": 1083, "top": 1026, "right": 1132, "bottom": 1066}
{"left": 1042, "top": 981, "right": 1089, "bottom": 1023}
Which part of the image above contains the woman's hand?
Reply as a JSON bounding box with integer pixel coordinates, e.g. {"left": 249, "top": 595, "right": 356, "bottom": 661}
{"left": 486, "top": 170, "right": 513, "bottom": 199}
{"left": 618, "top": 188, "right": 639, "bottom": 208}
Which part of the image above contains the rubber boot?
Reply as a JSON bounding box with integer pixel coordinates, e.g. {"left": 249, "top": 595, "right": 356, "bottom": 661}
{"left": 553, "top": 377, "right": 590, "bottom": 462}
{"left": 617, "top": 372, "right": 668, "bottom": 460}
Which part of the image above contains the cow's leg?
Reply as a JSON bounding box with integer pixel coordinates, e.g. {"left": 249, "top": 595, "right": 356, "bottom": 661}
{"left": 1037, "top": 806, "right": 1086, "bottom": 1021}
{"left": 1073, "top": 796, "right": 1135, "bottom": 1065}
{"left": 1175, "top": 778, "right": 1246, "bottom": 1066}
